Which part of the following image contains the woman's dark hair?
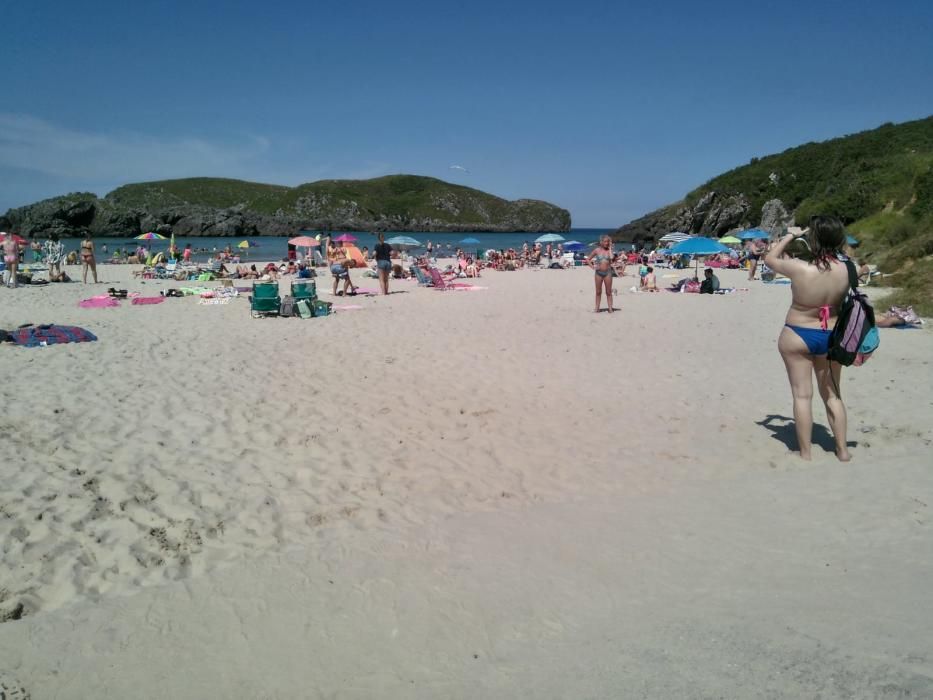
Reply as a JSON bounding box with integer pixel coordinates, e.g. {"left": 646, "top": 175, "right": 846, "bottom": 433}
{"left": 50, "top": 232, "right": 59, "bottom": 242}
{"left": 808, "top": 215, "right": 845, "bottom": 270}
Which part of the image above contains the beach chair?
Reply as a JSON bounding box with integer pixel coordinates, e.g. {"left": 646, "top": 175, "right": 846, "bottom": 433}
{"left": 291, "top": 280, "right": 317, "bottom": 302}
{"left": 249, "top": 281, "right": 281, "bottom": 318}
{"left": 428, "top": 267, "right": 456, "bottom": 290}
{"left": 411, "top": 265, "right": 434, "bottom": 286}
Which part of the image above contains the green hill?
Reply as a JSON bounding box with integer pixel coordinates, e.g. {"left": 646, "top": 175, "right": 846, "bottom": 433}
{"left": 102, "top": 174, "right": 570, "bottom": 232}
{"left": 615, "top": 115, "right": 933, "bottom": 314}
{"left": 1, "top": 175, "right": 571, "bottom": 238}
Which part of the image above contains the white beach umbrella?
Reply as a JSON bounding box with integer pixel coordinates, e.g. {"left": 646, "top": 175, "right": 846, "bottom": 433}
{"left": 659, "top": 232, "right": 693, "bottom": 243}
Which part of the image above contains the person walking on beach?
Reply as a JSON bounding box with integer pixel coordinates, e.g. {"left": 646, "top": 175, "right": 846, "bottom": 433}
{"left": 746, "top": 237, "right": 767, "bottom": 280}
{"left": 765, "top": 216, "right": 851, "bottom": 461}
{"left": 44, "top": 233, "right": 65, "bottom": 281}
{"left": 586, "top": 235, "right": 615, "bottom": 313}
{"left": 80, "top": 234, "right": 98, "bottom": 284}
{"left": 182, "top": 244, "right": 192, "bottom": 264}
{"left": 3, "top": 234, "right": 19, "bottom": 288}
{"left": 373, "top": 232, "right": 392, "bottom": 295}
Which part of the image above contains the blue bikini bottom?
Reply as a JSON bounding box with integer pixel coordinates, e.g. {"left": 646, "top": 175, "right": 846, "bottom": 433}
{"left": 785, "top": 325, "right": 831, "bottom": 355}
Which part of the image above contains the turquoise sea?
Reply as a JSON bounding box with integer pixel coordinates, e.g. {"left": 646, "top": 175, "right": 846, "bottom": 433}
{"left": 53, "top": 229, "right": 614, "bottom": 261}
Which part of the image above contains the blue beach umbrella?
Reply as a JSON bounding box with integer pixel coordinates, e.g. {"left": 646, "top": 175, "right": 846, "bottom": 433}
{"left": 459, "top": 237, "right": 481, "bottom": 245}
{"left": 736, "top": 228, "right": 768, "bottom": 240}
{"left": 670, "top": 236, "right": 731, "bottom": 277}
{"left": 846, "top": 234, "right": 859, "bottom": 246}
{"left": 535, "top": 233, "right": 565, "bottom": 243}
{"left": 563, "top": 241, "right": 585, "bottom": 251}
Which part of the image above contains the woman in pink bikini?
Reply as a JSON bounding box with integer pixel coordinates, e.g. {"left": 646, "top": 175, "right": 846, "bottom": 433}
{"left": 80, "top": 234, "right": 98, "bottom": 284}
{"left": 764, "top": 216, "right": 851, "bottom": 461}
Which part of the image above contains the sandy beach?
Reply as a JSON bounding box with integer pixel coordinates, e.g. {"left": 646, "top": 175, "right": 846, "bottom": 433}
{"left": 1, "top": 261, "right": 932, "bottom": 698}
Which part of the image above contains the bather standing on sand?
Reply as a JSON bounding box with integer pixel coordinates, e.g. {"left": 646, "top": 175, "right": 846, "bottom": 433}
{"left": 80, "top": 234, "right": 98, "bottom": 284}
{"left": 373, "top": 232, "right": 392, "bottom": 295}
{"left": 764, "top": 216, "right": 851, "bottom": 461}
{"left": 44, "top": 233, "right": 65, "bottom": 281}
{"left": 3, "top": 234, "right": 19, "bottom": 288}
{"left": 746, "top": 238, "right": 767, "bottom": 280}
{"left": 586, "top": 235, "right": 615, "bottom": 313}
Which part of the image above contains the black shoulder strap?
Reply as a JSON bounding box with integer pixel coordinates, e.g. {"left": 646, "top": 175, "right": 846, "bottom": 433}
{"left": 843, "top": 259, "right": 859, "bottom": 290}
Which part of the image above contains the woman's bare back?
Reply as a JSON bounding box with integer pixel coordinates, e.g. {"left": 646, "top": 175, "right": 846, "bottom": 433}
{"left": 786, "top": 258, "right": 850, "bottom": 327}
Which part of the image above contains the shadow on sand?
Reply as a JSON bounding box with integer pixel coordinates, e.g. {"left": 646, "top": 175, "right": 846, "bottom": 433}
{"left": 756, "top": 414, "right": 858, "bottom": 454}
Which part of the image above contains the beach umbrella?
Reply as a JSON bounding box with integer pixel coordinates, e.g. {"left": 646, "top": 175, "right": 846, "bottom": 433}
{"left": 563, "top": 241, "right": 585, "bottom": 251}
{"left": 535, "top": 233, "right": 565, "bottom": 243}
{"left": 719, "top": 235, "right": 741, "bottom": 244}
{"left": 736, "top": 228, "right": 768, "bottom": 240}
{"left": 135, "top": 232, "right": 166, "bottom": 240}
{"left": 289, "top": 236, "right": 320, "bottom": 247}
{"left": 459, "top": 237, "right": 481, "bottom": 245}
{"left": 660, "top": 231, "right": 692, "bottom": 243}
{"left": 846, "top": 234, "right": 859, "bottom": 246}
{"left": 670, "top": 236, "right": 731, "bottom": 277}
{"left": 333, "top": 233, "right": 357, "bottom": 243}
{"left": 236, "top": 240, "right": 254, "bottom": 249}
{"left": 0, "top": 232, "right": 28, "bottom": 245}
{"left": 386, "top": 235, "right": 421, "bottom": 251}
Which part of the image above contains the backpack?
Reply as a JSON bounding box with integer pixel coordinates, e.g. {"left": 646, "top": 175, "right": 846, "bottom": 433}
{"left": 827, "top": 260, "right": 879, "bottom": 366}
{"left": 279, "top": 295, "right": 296, "bottom": 318}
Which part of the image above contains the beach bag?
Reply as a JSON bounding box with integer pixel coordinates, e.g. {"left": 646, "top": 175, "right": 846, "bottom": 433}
{"left": 279, "top": 295, "right": 296, "bottom": 318}
{"left": 827, "top": 260, "right": 878, "bottom": 366}
{"left": 296, "top": 299, "right": 313, "bottom": 319}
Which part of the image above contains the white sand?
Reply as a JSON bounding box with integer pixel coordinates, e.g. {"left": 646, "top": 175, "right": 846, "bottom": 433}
{"left": 1, "top": 262, "right": 931, "bottom": 698}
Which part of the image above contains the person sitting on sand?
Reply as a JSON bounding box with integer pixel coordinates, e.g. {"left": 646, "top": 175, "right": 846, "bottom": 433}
{"left": 641, "top": 266, "right": 658, "bottom": 291}
{"left": 297, "top": 263, "right": 312, "bottom": 279}
{"left": 764, "top": 216, "right": 851, "bottom": 462}
{"left": 700, "top": 268, "right": 720, "bottom": 294}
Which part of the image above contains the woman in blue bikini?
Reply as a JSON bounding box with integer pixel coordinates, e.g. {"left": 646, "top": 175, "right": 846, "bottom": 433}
{"left": 586, "top": 235, "right": 615, "bottom": 313}
{"left": 765, "top": 216, "right": 851, "bottom": 461}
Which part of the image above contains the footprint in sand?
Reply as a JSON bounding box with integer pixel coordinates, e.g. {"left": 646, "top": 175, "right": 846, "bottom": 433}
{"left": 0, "top": 672, "right": 31, "bottom": 700}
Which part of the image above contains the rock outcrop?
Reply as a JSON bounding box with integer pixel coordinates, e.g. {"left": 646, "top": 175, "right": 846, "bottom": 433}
{"left": 2, "top": 176, "right": 571, "bottom": 238}
{"left": 612, "top": 191, "right": 752, "bottom": 245}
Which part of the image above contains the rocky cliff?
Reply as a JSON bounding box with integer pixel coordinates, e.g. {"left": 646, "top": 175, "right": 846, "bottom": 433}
{"left": 1, "top": 175, "right": 571, "bottom": 238}
{"left": 612, "top": 115, "right": 933, "bottom": 245}
{"left": 613, "top": 192, "right": 794, "bottom": 245}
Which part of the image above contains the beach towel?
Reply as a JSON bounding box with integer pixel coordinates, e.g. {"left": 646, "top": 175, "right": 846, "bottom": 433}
{"left": 332, "top": 304, "right": 364, "bottom": 311}
{"left": 131, "top": 297, "right": 165, "bottom": 305}
{"left": 198, "top": 298, "right": 230, "bottom": 305}
{"left": 7, "top": 324, "right": 98, "bottom": 347}
{"left": 79, "top": 297, "right": 120, "bottom": 308}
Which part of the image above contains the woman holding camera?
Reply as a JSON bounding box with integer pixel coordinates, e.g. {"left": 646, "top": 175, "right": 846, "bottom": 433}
{"left": 764, "top": 216, "right": 851, "bottom": 461}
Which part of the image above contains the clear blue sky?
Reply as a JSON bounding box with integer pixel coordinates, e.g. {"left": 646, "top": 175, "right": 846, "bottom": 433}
{"left": 2, "top": 0, "right": 932, "bottom": 226}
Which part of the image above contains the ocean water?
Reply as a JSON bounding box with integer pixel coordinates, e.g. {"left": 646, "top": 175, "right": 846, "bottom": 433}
{"left": 52, "top": 229, "right": 614, "bottom": 261}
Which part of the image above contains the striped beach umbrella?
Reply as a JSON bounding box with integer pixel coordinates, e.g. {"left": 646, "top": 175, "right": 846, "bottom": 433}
{"left": 659, "top": 231, "right": 693, "bottom": 243}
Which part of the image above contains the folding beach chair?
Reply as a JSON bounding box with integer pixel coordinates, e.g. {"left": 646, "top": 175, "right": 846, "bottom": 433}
{"left": 291, "top": 280, "right": 317, "bottom": 303}
{"left": 411, "top": 265, "right": 434, "bottom": 286}
{"left": 249, "top": 281, "right": 281, "bottom": 318}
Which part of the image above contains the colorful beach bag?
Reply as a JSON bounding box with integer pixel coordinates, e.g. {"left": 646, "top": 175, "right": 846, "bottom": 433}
{"left": 828, "top": 260, "right": 879, "bottom": 367}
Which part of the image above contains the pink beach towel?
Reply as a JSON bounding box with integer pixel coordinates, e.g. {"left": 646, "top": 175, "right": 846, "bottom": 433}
{"left": 79, "top": 297, "right": 120, "bottom": 308}
{"left": 131, "top": 297, "right": 165, "bottom": 305}
{"left": 332, "top": 304, "right": 364, "bottom": 311}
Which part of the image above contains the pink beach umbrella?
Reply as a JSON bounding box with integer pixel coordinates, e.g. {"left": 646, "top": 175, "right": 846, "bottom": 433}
{"left": 288, "top": 236, "right": 320, "bottom": 247}
{"left": 333, "top": 233, "right": 357, "bottom": 243}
